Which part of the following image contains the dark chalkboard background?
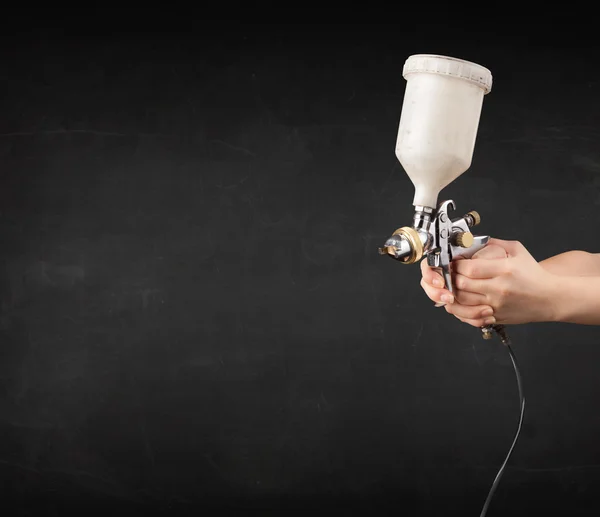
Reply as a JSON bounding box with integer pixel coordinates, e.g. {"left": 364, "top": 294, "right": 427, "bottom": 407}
{"left": 1, "top": 16, "right": 600, "bottom": 516}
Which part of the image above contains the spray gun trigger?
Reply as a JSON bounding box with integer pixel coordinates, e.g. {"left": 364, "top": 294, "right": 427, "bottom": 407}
{"left": 442, "top": 267, "right": 454, "bottom": 294}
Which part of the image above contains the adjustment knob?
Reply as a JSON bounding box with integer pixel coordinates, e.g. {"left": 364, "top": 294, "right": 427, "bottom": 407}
{"left": 466, "top": 210, "right": 481, "bottom": 227}
{"left": 454, "top": 231, "right": 474, "bottom": 248}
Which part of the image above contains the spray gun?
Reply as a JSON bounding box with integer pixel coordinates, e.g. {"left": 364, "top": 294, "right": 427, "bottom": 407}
{"left": 378, "top": 54, "right": 508, "bottom": 343}
{"left": 379, "top": 55, "right": 523, "bottom": 516}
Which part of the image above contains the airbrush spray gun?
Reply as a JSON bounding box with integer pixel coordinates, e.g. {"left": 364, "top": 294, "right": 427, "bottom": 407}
{"left": 378, "top": 54, "right": 507, "bottom": 343}
{"left": 379, "top": 55, "right": 523, "bottom": 517}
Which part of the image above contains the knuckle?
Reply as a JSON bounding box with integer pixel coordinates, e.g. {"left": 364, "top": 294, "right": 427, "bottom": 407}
{"left": 509, "top": 240, "right": 525, "bottom": 253}
{"left": 495, "top": 278, "right": 511, "bottom": 299}
{"left": 499, "top": 285, "right": 511, "bottom": 298}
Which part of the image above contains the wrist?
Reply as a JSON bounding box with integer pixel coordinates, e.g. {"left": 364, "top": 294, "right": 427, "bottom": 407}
{"left": 546, "top": 275, "right": 600, "bottom": 325}
{"left": 545, "top": 274, "right": 568, "bottom": 323}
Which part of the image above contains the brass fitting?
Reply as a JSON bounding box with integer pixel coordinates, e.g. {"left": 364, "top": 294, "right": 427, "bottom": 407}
{"left": 391, "top": 226, "right": 423, "bottom": 264}
{"left": 481, "top": 327, "right": 494, "bottom": 340}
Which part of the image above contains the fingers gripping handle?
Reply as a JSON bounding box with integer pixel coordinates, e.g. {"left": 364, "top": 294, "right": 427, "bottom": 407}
{"left": 426, "top": 204, "right": 491, "bottom": 338}
{"left": 427, "top": 204, "right": 507, "bottom": 343}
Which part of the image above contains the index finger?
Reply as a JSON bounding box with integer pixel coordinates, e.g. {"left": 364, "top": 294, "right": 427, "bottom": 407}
{"left": 453, "top": 256, "right": 508, "bottom": 279}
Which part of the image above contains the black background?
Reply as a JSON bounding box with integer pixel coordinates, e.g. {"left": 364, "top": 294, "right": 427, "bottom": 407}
{"left": 1, "top": 15, "right": 600, "bottom": 516}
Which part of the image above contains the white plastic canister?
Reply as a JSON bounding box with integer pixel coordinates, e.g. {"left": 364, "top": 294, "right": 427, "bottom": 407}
{"left": 395, "top": 54, "right": 493, "bottom": 209}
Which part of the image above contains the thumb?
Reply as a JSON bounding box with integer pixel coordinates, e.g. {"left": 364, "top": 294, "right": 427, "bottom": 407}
{"left": 471, "top": 243, "right": 508, "bottom": 260}
{"left": 487, "top": 238, "right": 526, "bottom": 257}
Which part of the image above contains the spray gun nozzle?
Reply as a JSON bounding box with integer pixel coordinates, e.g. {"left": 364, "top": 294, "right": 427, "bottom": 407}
{"left": 379, "top": 226, "right": 426, "bottom": 264}
{"left": 378, "top": 246, "right": 395, "bottom": 256}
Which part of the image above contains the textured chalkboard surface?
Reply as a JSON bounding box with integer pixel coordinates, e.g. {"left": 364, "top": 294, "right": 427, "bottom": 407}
{"left": 1, "top": 18, "right": 600, "bottom": 516}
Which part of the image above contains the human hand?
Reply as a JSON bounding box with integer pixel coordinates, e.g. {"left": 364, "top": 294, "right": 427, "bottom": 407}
{"left": 445, "top": 238, "right": 558, "bottom": 325}
{"left": 420, "top": 242, "right": 508, "bottom": 327}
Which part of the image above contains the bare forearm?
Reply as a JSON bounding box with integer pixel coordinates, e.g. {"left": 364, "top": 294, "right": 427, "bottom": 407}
{"left": 551, "top": 276, "right": 600, "bottom": 325}
{"left": 542, "top": 251, "right": 600, "bottom": 324}
{"left": 540, "top": 251, "right": 600, "bottom": 277}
